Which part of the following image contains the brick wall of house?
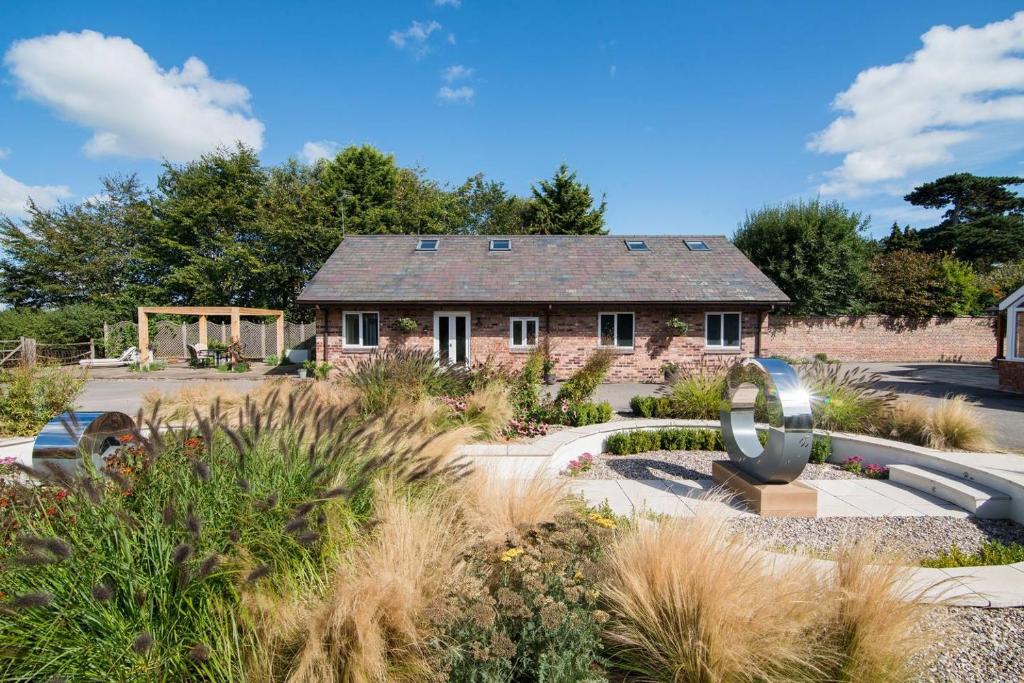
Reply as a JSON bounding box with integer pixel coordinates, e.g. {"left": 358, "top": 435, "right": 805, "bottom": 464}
{"left": 316, "top": 305, "right": 759, "bottom": 382}
{"left": 760, "top": 315, "right": 997, "bottom": 363}
{"left": 314, "top": 309, "right": 1000, "bottom": 381}
{"left": 996, "top": 359, "right": 1024, "bottom": 393}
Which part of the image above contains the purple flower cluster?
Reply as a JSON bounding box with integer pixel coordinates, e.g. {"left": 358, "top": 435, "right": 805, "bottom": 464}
{"left": 841, "top": 456, "right": 889, "bottom": 479}
{"left": 566, "top": 452, "right": 594, "bottom": 476}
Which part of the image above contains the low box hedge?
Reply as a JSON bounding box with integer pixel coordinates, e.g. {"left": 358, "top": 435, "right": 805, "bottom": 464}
{"left": 606, "top": 427, "right": 833, "bottom": 461}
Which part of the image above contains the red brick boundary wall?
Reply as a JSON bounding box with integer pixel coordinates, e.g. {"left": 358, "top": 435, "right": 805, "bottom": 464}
{"left": 996, "top": 359, "right": 1024, "bottom": 393}
{"left": 762, "top": 315, "right": 997, "bottom": 363}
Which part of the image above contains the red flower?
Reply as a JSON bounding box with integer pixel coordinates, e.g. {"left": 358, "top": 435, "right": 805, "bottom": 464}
{"left": 118, "top": 433, "right": 136, "bottom": 444}
{"left": 45, "top": 507, "right": 57, "bottom": 517}
{"left": 55, "top": 489, "right": 68, "bottom": 501}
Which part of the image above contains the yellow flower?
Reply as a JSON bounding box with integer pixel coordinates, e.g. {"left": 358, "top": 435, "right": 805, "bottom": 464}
{"left": 588, "top": 512, "right": 617, "bottom": 529}
{"left": 500, "top": 547, "right": 524, "bottom": 562}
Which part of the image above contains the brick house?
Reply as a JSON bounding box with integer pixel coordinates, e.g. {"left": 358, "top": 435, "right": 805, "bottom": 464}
{"left": 297, "top": 234, "right": 789, "bottom": 382}
{"left": 996, "top": 283, "right": 1024, "bottom": 393}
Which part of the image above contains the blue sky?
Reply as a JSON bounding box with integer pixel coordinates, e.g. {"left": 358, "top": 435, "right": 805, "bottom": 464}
{"left": 2, "top": 1, "right": 1023, "bottom": 237}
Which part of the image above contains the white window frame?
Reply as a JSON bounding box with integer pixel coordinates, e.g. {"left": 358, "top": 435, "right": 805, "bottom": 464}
{"left": 1012, "top": 305, "right": 1024, "bottom": 361}
{"left": 509, "top": 317, "right": 540, "bottom": 349}
{"left": 704, "top": 311, "right": 742, "bottom": 350}
{"left": 432, "top": 311, "right": 472, "bottom": 365}
{"left": 342, "top": 310, "right": 380, "bottom": 349}
{"left": 597, "top": 312, "right": 635, "bottom": 349}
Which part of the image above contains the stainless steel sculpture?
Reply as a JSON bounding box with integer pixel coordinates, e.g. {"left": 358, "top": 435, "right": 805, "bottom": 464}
{"left": 33, "top": 411, "right": 135, "bottom": 463}
{"left": 719, "top": 358, "right": 813, "bottom": 484}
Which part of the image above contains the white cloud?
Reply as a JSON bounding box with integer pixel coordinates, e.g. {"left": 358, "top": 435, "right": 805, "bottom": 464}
{"left": 4, "top": 30, "right": 264, "bottom": 162}
{"left": 0, "top": 148, "right": 9, "bottom": 160}
{"left": 609, "top": 64, "right": 617, "bottom": 77}
{"left": 437, "top": 85, "right": 474, "bottom": 103}
{"left": 435, "top": 0, "right": 461, "bottom": 6}
{"left": 442, "top": 64, "right": 473, "bottom": 82}
{"left": 810, "top": 12, "right": 1024, "bottom": 196}
{"left": 388, "top": 20, "right": 442, "bottom": 58}
{"left": 300, "top": 140, "right": 341, "bottom": 164}
{"left": 447, "top": 33, "right": 457, "bottom": 45}
{"left": 0, "top": 168, "right": 71, "bottom": 218}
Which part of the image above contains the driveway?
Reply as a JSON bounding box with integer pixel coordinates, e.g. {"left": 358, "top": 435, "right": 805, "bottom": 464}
{"left": 77, "top": 377, "right": 265, "bottom": 415}
{"left": 847, "top": 362, "right": 1024, "bottom": 454}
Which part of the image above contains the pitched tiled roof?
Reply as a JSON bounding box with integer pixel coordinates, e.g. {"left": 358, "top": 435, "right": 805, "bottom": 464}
{"left": 297, "top": 235, "right": 790, "bottom": 305}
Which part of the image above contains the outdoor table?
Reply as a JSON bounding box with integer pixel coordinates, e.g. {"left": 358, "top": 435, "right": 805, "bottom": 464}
{"left": 205, "top": 348, "right": 225, "bottom": 366}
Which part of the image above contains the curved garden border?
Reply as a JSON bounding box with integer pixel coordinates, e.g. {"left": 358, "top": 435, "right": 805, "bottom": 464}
{"left": 459, "top": 419, "right": 1024, "bottom": 607}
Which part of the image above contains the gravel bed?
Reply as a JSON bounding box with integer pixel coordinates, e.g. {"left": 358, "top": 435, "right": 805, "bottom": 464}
{"left": 572, "top": 449, "right": 861, "bottom": 481}
{"left": 726, "top": 516, "right": 1024, "bottom": 560}
{"left": 921, "top": 607, "right": 1024, "bottom": 682}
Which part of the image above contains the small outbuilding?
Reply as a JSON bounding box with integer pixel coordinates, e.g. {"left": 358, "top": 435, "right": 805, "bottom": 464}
{"left": 996, "top": 283, "right": 1024, "bottom": 392}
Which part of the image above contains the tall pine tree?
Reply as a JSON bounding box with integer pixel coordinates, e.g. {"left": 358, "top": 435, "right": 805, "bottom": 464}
{"left": 523, "top": 164, "right": 607, "bottom": 234}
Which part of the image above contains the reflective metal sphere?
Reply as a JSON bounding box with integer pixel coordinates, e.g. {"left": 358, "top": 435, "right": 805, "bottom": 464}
{"left": 719, "top": 358, "right": 813, "bottom": 484}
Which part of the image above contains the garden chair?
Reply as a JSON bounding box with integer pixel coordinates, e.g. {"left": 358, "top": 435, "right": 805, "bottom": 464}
{"left": 187, "top": 343, "right": 213, "bottom": 367}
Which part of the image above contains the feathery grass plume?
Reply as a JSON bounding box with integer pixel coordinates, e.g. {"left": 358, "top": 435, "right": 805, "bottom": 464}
{"left": 91, "top": 584, "right": 113, "bottom": 602}
{"left": 923, "top": 394, "right": 993, "bottom": 451}
{"left": 133, "top": 590, "right": 146, "bottom": 607}
{"left": 171, "top": 543, "right": 193, "bottom": 565}
{"left": 40, "top": 460, "right": 77, "bottom": 490}
{"left": 288, "top": 484, "right": 469, "bottom": 683}
{"left": 19, "top": 535, "right": 71, "bottom": 561}
{"left": 177, "top": 566, "right": 192, "bottom": 591}
{"left": 603, "top": 513, "right": 826, "bottom": 681}
{"left": 881, "top": 395, "right": 931, "bottom": 444}
{"left": 197, "top": 554, "right": 221, "bottom": 578}
{"left": 296, "top": 531, "right": 320, "bottom": 546}
{"left": 284, "top": 516, "right": 308, "bottom": 534}
{"left": 186, "top": 507, "right": 202, "bottom": 537}
{"left": 162, "top": 501, "right": 176, "bottom": 526}
{"left": 192, "top": 459, "right": 211, "bottom": 482}
{"left": 10, "top": 592, "right": 52, "bottom": 609}
{"left": 229, "top": 529, "right": 241, "bottom": 543}
{"left": 799, "top": 362, "right": 895, "bottom": 433}
{"left": 80, "top": 476, "right": 103, "bottom": 505}
{"left": 818, "top": 537, "right": 937, "bottom": 681}
{"left": 458, "top": 470, "right": 571, "bottom": 543}
{"left": 246, "top": 565, "right": 272, "bottom": 584}
{"left": 132, "top": 632, "right": 153, "bottom": 654}
{"left": 13, "top": 553, "right": 53, "bottom": 567}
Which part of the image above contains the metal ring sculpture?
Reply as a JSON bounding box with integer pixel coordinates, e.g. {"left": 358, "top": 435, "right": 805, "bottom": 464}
{"left": 719, "top": 358, "right": 813, "bottom": 484}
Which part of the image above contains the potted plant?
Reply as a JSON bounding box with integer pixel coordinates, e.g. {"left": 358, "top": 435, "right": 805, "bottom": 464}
{"left": 665, "top": 317, "right": 689, "bottom": 335}
{"left": 299, "top": 359, "right": 315, "bottom": 379}
{"left": 392, "top": 317, "right": 418, "bottom": 334}
{"left": 542, "top": 358, "right": 556, "bottom": 385}
{"left": 661, "top": 361, "right": 680, "bottom": 383}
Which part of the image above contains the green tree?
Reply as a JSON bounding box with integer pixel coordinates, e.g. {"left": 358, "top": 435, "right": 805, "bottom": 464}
{"left": 450, "top": 173, "right": 527, "bottom": 234}
{"left": 867, "top": 250, "right": 980, "bottom": 317}
{"left": 523, "top": 164, "right": 607, "bottom": 235}
{"left": 150, "top": 144, "right": 270, "bottom": 307}
{"left": 734, "top": 199, "right": 871, "bottom": 314}
{"left": 905, "top": 173, "right": 1024, "bottom": 265}
{"left": 879, "top": 222, "right": 921, "bottom": 253}
{"left": 0, "top": 175, "right": 156, "bottom": 315}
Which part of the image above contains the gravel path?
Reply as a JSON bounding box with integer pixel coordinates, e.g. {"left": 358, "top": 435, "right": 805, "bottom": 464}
{"left": 572, "top": 449, "right": 861, "bottom": 481}
{"left": 922, "top": 607, "right": 1024, "bottom": 682}
{"left": 726, "top": 516, "right": 1024, "bottom": 560}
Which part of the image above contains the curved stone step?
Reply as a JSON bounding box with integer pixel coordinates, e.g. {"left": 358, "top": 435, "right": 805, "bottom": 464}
{"left": 889, "top": 464, "right": 1011, "bottom": 518}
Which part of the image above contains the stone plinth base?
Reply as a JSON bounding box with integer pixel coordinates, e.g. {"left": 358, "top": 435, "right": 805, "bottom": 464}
{"left": 712, "top": 460, "right": 817, "bottom": 517}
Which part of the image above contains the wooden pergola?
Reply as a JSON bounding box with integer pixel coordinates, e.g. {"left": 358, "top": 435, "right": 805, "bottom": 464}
{"left": 137, "top": 306, "right": 285, "bottom": 359}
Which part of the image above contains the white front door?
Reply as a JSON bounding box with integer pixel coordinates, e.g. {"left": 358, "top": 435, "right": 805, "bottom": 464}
{"left": 433, "top": 312, "right": 471, "bottom": 366}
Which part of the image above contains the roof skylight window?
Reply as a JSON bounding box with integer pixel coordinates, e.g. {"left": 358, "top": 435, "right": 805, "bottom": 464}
{"left": 416, "top": 238, "right": 439, "bottom": 251}
{"left": 489, "top": 239, "right": 511, "bottom": 251}
{"left": 684, "top": 240, "right": 711, "bottom": 251}
{"left": 624, "top": 240, "right": 649, "bottom": 252}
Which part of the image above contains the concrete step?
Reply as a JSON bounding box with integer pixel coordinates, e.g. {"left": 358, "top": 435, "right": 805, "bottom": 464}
{"left": 889, "top": 464, "right": 1012, "bottom": 519}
